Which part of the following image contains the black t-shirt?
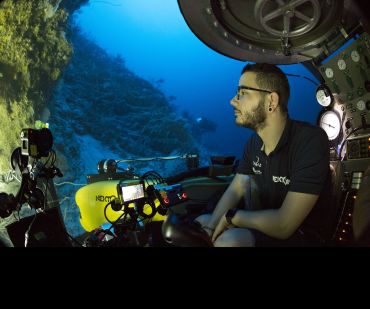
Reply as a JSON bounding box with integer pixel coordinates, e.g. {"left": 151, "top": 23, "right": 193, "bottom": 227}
{"left": 237, "top": 118, "right": 332, "bottom": 239}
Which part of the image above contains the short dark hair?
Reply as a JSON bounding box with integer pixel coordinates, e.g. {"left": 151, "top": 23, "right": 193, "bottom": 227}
{"left": 241, "top": 63, "right": 290, "bottom": 113}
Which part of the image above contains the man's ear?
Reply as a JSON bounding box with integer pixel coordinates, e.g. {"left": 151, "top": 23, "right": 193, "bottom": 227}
{"left": 269, "top": 92, "right": 280, "bottom": 110}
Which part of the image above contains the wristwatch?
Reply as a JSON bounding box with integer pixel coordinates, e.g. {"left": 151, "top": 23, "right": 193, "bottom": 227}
{"left": 225, "top": 208, "right": 238, "bottom": 225}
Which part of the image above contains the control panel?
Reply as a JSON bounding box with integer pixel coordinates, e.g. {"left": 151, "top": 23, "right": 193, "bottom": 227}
{"left": 346, "top": 134, "right": 370, "bottom": 159}
{"left": 152, "top": 183, "right": 188, "bottom": 207}
{"left": 318, "top": 32, "right": 370, "bottom": 157}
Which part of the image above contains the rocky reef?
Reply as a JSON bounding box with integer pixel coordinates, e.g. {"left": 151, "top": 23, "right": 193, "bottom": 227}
{"left": 0, "top": 0, "right": 85, "bottom": 177}
{"left": 0, "top": 0, "right": 90, "bottom": 244}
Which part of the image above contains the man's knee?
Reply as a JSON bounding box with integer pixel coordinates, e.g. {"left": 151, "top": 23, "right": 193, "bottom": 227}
{"left": 194, "top": 214, "right": 212, "bottom": 227}
{"left": 214, "top": 228, "right": 255, "bottom": 247}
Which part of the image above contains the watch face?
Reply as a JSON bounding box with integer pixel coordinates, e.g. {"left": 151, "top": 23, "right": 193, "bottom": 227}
{"left": 318, "top": 110, "right": 341, "bottom": 141}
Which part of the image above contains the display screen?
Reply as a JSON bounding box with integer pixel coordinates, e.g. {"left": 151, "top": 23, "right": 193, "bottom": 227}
{"left": 120, "top": 183, "right": 145, "bottom": 202}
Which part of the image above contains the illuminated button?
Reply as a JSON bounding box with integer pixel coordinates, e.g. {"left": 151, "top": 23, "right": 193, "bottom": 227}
{"left": 181, "top": 192, "right": 187, "bottom": 199}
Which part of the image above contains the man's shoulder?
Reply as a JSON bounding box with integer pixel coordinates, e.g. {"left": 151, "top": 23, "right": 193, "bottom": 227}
{"left": 288, "top": 119, "right": 329, "bottom": 156}
{"left": 290, "top": 119, "right": 327, "bottom": 140}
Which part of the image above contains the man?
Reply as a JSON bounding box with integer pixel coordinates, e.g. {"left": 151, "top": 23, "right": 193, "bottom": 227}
{"left": 196, "top": 63, "right": 331, "bottom": 247}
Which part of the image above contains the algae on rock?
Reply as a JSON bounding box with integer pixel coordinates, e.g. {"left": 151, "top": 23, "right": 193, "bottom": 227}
{"left": 0, "top": 0, "right": 72, "bottom": 174}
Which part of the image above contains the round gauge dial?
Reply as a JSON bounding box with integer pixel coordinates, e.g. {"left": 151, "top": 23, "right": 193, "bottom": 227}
{"left": 351, "top": 50, "right": 360, "bottom": 62}
{"left": 357, "top": 100, "right": 366, "bottom": 111}
{"left": 316, "top": 85, "right": 334, "bottom": 107}
{"left": 338, "top": 59, "right": 347, "bottom": 71}
{"left": 325, "top": 68, "right": 334, "bottom": 78}
{"left": 319, "top": 110, "right": 341, "bottom": 141}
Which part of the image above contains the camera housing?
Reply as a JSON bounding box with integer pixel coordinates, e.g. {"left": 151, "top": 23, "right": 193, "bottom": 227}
{"left": 20, "top": 128, "right": 53, "bottom": 158}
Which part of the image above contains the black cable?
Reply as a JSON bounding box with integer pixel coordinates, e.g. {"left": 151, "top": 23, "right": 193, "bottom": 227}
{"left": 286, "top": 73, "right": 319, "bottom": 86}
{"left": 50, "top": 150, "right": 56, "bottom": 166}
{"left": 44, "top": 153, "right": 51, "bottom": 167}
{"left": 42, "top": 150, "right": 56, "bottom": 169}
{"left": 141, "top": 171, "right": 165, "bottom": 185}
{"left": 103, "top": 200, "right": 123, "bottom": 225}
{"left": 339, "top": 125, "right": 370, "bottom": 160}
{"left": 43, "top": 178, "right": 49, "bottom": 211}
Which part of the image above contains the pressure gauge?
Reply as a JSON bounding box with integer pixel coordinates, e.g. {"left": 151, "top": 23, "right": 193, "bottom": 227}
{"left": 325, "top": 68, "right": 334, "bottom": 78}
{"left": 357, "top": 100, "right": 366, "bottom": 111}
{"left": 351, "top": 50, "right": 360, "bottom": 62}
{"left": 316, "top": 84, "right": 334, "bottom": 107}
{"left": 338, "top": 59, "right": 347, "bottom": 71}
{"left": 318, "top": 110, "right": 341, "bottom": 141}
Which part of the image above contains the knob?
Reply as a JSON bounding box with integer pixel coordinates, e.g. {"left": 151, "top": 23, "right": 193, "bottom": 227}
{"left": 345, "top": 120, "right": 352, "bottom": 129}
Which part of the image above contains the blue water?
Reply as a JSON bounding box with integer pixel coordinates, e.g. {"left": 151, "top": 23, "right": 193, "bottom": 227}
{"left": 76, "top": 0, "right": 322, "bottom": 158}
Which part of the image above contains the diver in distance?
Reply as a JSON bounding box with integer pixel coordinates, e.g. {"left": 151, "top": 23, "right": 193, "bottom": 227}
{"left": 195, "top": 63, "right": 332, "bottom": 247}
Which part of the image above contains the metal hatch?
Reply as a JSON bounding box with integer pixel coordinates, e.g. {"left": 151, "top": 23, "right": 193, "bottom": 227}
{"left": 177, "top": 0, "right": 367, "bottom": 64}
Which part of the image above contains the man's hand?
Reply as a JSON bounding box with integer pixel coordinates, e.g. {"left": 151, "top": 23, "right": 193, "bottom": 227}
{"left": 202, "top": 225, "right": 215, "bottom": 238}
{"left": 212, "top": 215, "right": 229, "bottom": 242}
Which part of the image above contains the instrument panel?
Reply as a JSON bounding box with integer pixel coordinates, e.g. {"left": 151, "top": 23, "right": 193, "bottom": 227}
{"left": 318, "top": 32, "right": 370, "bottom": 158}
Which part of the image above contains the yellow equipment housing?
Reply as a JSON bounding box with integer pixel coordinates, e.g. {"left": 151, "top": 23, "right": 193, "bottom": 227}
{"left": 75, "top": 180, "right": 166, "bottom": 232}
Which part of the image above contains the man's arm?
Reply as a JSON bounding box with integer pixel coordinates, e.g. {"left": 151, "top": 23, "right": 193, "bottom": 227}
{"left": 229, "top": 191, "right": 319, "bottom": 239}
{"left": 205, "top": 173, "right": 250, "bottom": 231}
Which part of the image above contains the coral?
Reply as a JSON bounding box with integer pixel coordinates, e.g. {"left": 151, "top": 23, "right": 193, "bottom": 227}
{"left": 0, "top": 0, "right": 76, "bottom": 173}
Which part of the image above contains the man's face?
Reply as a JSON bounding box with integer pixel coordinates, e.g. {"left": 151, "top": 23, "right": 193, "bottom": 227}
{"left": 230, "top": 72, "right": 268, "bottom": 131}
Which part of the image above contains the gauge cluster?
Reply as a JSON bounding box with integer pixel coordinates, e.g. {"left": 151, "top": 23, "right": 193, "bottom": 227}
{"left": 317, "top": 32, "right": 370, "bottom": 157}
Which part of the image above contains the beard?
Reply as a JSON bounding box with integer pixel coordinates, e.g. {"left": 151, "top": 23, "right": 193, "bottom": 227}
{"left": 236, "top": 97, "right": 267, "bottom": 131}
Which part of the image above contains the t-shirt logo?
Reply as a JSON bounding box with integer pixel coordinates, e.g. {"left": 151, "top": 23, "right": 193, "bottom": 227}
{"left": 272, "top": 176, "right": 290, "bottom": 186}
{"left": 253, "top": 156, "right": 262, "bottom": 175}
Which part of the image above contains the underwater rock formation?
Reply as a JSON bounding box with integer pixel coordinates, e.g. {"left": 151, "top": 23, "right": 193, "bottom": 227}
{"left": 0, "top": 0, "right": 89, "bottom": 243}
{"left": 0, "top": 0, "right": 84, "bottom": 176}
{"left": 51, "top": 26, "right": 198, "bottom": 175}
